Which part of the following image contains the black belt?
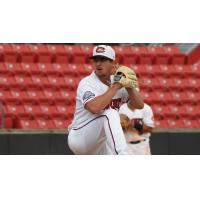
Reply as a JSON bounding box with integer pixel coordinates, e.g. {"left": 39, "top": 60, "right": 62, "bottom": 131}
{"left": 129, "top": 139, "right": 146, "bottom": 144}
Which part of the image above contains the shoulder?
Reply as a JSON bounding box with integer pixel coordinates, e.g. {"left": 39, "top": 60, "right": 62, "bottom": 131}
{"left": 78, "top": 73, "right": 95, "bottom": 88}
{"left": 144, "top": 103, "right": 153, "bottom": 111}
{"left": 120, "top": 103, "right": 128, "bottom": 109}
{"left": 119, "top": 103, "right": 128, "bottom": 113}
{"left": 143, "top": 103, "right": 153, "bottom": 115}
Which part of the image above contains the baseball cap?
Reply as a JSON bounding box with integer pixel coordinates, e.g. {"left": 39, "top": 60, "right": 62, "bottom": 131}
{"left": 90, "top": 45, "right": 115, "bottom": 61}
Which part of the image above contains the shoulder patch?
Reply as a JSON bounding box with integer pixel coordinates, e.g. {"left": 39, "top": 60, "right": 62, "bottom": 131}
{"left": 83, "top": 91, "right": 95, "bottom": 102}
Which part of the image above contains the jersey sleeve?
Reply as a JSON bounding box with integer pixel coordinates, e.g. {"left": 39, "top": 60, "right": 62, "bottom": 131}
{"left": 143, "top": 105, "right": 155, "bottom": 128}
{"left": 78, "top": 81, "right": 98, "bottom": 106}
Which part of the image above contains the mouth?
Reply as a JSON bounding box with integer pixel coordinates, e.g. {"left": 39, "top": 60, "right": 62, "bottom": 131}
{"left": 96, "top": 68, "right": 103, "bottom": 72}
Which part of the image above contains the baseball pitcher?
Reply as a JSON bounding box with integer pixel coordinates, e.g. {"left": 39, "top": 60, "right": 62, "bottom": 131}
{"left": 68, "top": 45, "right": 144, "bottom": 155}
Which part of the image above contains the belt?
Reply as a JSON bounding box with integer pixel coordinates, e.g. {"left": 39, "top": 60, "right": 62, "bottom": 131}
{"left": 129, "top": 139, "right": 146, "bottom": 144}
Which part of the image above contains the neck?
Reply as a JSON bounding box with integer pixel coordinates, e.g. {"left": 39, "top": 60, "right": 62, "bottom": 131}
{"left": 95, "top": 72, "right": 111, "bottom": 86}
{"left": 127, "top": 102, "right": 135, "bottom": 111}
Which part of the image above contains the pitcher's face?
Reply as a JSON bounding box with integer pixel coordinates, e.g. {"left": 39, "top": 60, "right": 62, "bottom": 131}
{"left": 93, "top": 56, "right": 114, "bottom": 78}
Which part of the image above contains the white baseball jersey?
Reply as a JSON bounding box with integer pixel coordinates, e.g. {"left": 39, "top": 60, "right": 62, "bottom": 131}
{"left": 71, "top": 71, "right": 129, "bottom": 129}
{"left": 119, "top": 103, "right": 154, "bottom": 138}
{"left": 68, "top": 71, "right": 129, "bottom": 155}
{"left": 119, "top": 103, "right": 155, "bottom": 155}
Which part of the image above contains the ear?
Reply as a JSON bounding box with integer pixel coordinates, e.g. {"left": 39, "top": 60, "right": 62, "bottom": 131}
{"left": 111, "top": 63, "right": 120, "bottom": 75}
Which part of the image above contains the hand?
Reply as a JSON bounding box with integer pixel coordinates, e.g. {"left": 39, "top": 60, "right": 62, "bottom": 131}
{"left": 113, "top": 66, "right": 139, "bottom": 89}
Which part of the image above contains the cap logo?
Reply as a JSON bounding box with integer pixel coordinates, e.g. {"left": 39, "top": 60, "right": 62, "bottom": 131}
{"left": 96, "top": 47, "right": 105, "bottom": 53}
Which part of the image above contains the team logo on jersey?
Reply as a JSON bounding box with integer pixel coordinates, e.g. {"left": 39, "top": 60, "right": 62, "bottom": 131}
{"left": 96, "top": 47, "right": 105, "bottom": 53}
{"left": 83, "top": 91, "right": 95, "bottom": 102}
{"left": 104, "top": 98, "right": 122, "bottom": 110}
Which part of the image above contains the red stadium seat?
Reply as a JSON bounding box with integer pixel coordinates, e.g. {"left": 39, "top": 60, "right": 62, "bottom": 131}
{"left": 37, "top": 63, "right": 55, "bottom": 74}
{"left": 163, "top": 45, "right": 181, "bottom": 54}
{"left": 158, "top": 77, "right": 184, "bottom": 91}
{"left": 51, "top": 113, "right": 69, "bottom": 129}
{"left": 47, "top": 44, "right": 70, "bottom": 63}
{"left": 13, "top": 73, "right": 34, "bottom": 87}
{"left": 55, "top": 100, "right": 68, "bottom": 114}
{"left": 0, "top": 87, "right": 13, "bottom": 102}
{"left": 20, "top": 63, "right": 40, "bottom": 74}
{"left": 34, "top": 114, "right": 55, "bottom": 129}
{"left": 171, "top": 55, "right": 186, "bottom": 65}
{"left": 0, "top": 44, "right": 19, "bottom": 62}
{"left": 42, "top": 86, "right": 62, "bottom": 102}
{"left": 51, "top": 63, "right": 69, "bottom": 75}
{"left": 139, "top": 76, "right": 159, "bottom": 90}
{"left": 169, "top": 65, "right": 189, "bottom": 78}
{"left": 0, "top": 73, "right": 16, "bottom": 87}
{"left": 16, "top": 118, "right": 38, "bottom": 129}
{"left": 23, "top": 100, "right": 41, "bottom": 116}
{"left": 140, "top": 90, "right": 152, "bottom": 102}
{"left": 189, "top": 63, "right": 200, "bottom": 77}
{"left": 55, "top": 101, "right": 75, "bottom": 116}
{"left": 113, "top": 46, "right": 138, "bottom": 65}
{"left": 31, "top": 73, "right": 50, "bottom": 87}
{"left": 59, "top": 87, "right": 75, "bottom": 104}
{"left": 131, "top": 46, "right": 154, "bottom": 65}
{"left": 39, "top": 101, "right": 58, "bottom": 116}
{"left": 168, "top": 105, "right": 185, "bottom": 118}
{"left": 156, "top": 77, "right": 170, "bottom": 90}
{"left": 0, "top": 63, "right": 8, "bottom": 74}
{"left": 63, "top": 76, "right": 80, "bottom": 90}
{"left": 156, "top": 65, "right": 174, "bottom": 77}
{"left": 4, "top": 100, "right": 25, "bottom": 116}
{"left": 149, "top": 90, "right": 171, "bottom": 104}
{"left": 185, "top": 104, "right": 200, "bottom": 118}
{"left": 137, "top": 64, "right": 155, "bottom": 76}
{"left": 66, "top": 64, "right": 80, "bottom": 76}
{"left": 80, "top": 45, "right": 94, "bottom": 64}
{"left": 25, "top": 86, "right": 46, "bottom": 102}
{"left": 185, "top": 119, "right": 198, "bottom": 128}
{"left": 166, "top": 117, "right": 183, "bottom": 128}
{"left": 12, "top": 44, "right": 35, "bottom": 63}
{"left": 152, "top": 104, "right": 171, "bottom": 119}
{"left": 81, "top": 64, "right": 94, "bottom": 76}
{"left": 129, "top": 65, "right": 140, "bottom": 75}
{"left": 185, "top": 91, "right": 200, "bottom": 104}
{"left": 28, "top": 44, "right": 52, "bottom": 63}
{"left": 168, "top": 91, "right": 188, "bottom": 104}
{"left": 10, "top": 87, "right": 29, "bottom": 101}
{"left": 147, "top": 46, "right": 170, "bottom": 65}
{"left": 154, "top": 119, "right": 168, "bottom": 128}
{"left": 183, "top": 77, "right": 200, "bottom": 90}
{"left": 163, "top": 45, "right": 186, "bottom": 65}
{"left": 4, "top": 63, "right": 23, "bottom": 74}
{"left": 130, "top": 65, "right": 154, "bottom": 80}
{"left": 47, "top": 74, "right": 66, "bottom": 87}
{"left": 64, "top": 45, "right": 86, "bottom": 64}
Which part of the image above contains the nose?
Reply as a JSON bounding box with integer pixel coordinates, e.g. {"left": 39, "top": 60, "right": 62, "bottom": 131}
{"left": 94, "top": 59, "right": 102, "bottom": 67}
{"left": 96, "top": 60, "right": 102, "bottom": 66}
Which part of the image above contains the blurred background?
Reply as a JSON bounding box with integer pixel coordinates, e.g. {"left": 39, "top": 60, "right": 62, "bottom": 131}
{"left": 0, "top": 43, "right": 199, "bottom": 155}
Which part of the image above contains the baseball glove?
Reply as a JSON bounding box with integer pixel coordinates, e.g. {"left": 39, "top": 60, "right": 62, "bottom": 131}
{"left": 120, "top": 114, "right": 131, "bottom": 132}
{"left": 113, "top": 66, "right": 139, "bottom": 89}
{"left": 133, "top": 119, "right": 144, "bottom": 133}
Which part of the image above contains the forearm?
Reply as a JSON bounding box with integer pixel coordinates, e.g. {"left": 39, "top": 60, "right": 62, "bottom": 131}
{"left": 85, "top": 84, "right": 121, "bottom": 113}
{"left": 126, "top": 88, "right": 144, "bottom": 109}
{"left": 137, "top": 125, "right": 153, "bottom": 135}
{"left": 142, "top": 126, "right": 153, "bottom": 134}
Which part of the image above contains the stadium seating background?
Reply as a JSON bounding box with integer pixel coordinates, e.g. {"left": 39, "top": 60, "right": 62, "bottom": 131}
{"left": 0, "top": 44, "right": 199, "bottom": 129}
